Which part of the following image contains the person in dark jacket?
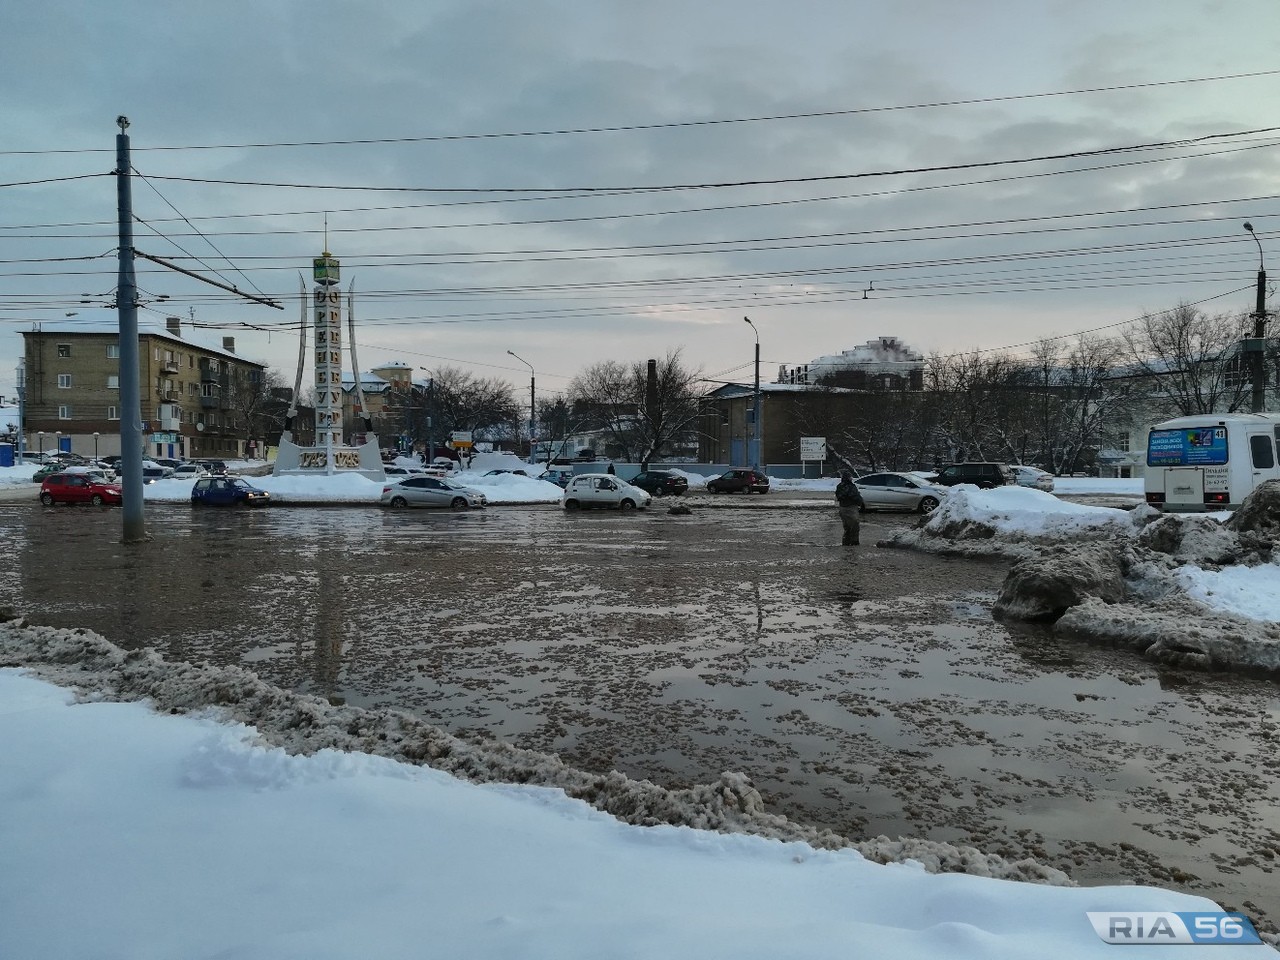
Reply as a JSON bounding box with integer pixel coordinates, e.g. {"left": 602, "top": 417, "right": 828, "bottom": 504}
{"left": 834, "top": 470, "right": 864, "bottom": 545}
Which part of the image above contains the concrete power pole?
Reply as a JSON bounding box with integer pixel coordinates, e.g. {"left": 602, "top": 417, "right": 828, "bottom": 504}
{"left": 116, "top": 116, "right": 146, "bottom": 543}
{"left": 1245, "top": 223, "right": 1269, "bottom": 414}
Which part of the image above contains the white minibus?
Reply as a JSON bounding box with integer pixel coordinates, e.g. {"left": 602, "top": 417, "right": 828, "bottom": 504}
{"left": 1144, "top": 413, "right": 1280, "bottom": 511}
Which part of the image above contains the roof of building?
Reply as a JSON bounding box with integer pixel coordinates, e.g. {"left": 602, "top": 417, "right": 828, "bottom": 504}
{"left": 23, "top": 311, "right": 264, "bottom": 367}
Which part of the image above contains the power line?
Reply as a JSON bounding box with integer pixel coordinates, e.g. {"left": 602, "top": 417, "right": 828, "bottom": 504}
{"left": 4, "top": 68, "right": 1276, "bottom": 156}
{"left": 131, "top": 126, "right": 1280, "bottom": 195}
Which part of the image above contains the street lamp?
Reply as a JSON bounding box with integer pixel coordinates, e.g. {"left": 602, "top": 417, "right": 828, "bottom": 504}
{"left": 507, "top": 350, "right": 536, "bottom": 462}
{"left": 1244, "top": 222, "right": 1269, "bottom": 413}
{"left": 55, "top": 430, "right": 62, "bottom": 456}
{"left": 743, "top": 317, "right": 761, "bottom": 469}
{"left": 93, "top": 431, "right": 100, "bottom": 460}
{"left": 37, "top": 431, "right": 44, "bottom": 458}
{"left": 416, "top": 368, "right": 436, "bottom": 462}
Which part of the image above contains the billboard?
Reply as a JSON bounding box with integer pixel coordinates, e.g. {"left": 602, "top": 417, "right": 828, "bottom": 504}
{"left": 1147, "top": 426, "right": 1229, "bottom": 466}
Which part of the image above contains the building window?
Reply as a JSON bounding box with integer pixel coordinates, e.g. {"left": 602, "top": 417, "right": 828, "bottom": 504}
{"left": 57, "top": 344, "right": 71, "bottom": 358}
{"left": 106, "top": 344, "right": 120, "bottom": 359}
{"left": 57, "top": 374, "right": 72, "bottom": 388}
{"left": 107, "top": 406, "right": 119, "bottom": 420}
{"left": 107, "top": 375, "right": 119, "bottom": 390}
{"left": 58, "top": 405, "right": 72, "bottom": 420}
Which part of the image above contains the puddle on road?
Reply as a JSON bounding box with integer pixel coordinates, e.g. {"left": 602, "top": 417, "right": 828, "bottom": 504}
{"left": 3, "top": 502, "right": 1278, "bottom": 925}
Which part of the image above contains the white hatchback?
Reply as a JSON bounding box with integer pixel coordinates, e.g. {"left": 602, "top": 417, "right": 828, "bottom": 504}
{"left": 1008, "top": 465, "right": 1055, "bottom": 492}
{"left": 561, "top": 473, "right": 652, "bottom": 511}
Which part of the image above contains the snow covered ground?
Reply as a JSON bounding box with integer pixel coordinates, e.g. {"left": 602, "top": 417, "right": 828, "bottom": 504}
{"left": 0, "top": 458, "right": 1144, "bottom": 503}
{"left": 5, "top": 460, "right": 1277, "bottom": 955}
{"left": 3, "top": 656, "right": 1273, "bottom": 960}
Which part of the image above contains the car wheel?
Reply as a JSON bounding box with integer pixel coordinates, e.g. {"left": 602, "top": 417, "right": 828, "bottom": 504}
{"left": 91, "top": 494, "right": 104, "bottom": 506}
{"left": 390, "top": 496, "right": 408, "bottom": 508}
{"left": 918, "top": 495, "right": 940, "bottom": 513}
{"left": 450, "top": 497, "right": 468, "bottom": 510}
{"left": 39, "top": 492, "right": 54, "bottom": 506}
{"left": 564, "top": 499, "right": 580, "bottom": 510}
{"left": 620, "top": 498, "right": 636, "bottom": 511}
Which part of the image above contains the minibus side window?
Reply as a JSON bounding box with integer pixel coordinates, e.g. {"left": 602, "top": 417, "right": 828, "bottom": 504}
{"left": 1249, "top": 434, "right": 1275, "bottom": 469}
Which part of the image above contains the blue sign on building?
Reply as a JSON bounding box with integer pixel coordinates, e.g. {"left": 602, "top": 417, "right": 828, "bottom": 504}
{"left": 1147, "top": 427, "right": 1229, "bottom": 466}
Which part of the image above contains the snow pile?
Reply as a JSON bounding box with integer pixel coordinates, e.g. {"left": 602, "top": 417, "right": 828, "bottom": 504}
{"left": 991, "top": 482, "right": 1280, "bottom": 673}
{"left": 0, "top": 616, "right": 1069, "bottom": 886}
{"left": 885, "top": 485, "right": 1149, "bottom": 558}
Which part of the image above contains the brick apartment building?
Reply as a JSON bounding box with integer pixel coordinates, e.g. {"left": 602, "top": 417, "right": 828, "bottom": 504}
{"left": 21, "top": 312, "right": 267, "bottom": 461}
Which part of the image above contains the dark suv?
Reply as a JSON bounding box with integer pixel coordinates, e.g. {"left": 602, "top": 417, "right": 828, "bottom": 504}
{"left": 706, "top": 468, "right": 770, "bottom": 494}
{"left": 628, "top": 470, "right": 689, "bottom": 496}
{"left": 933, "top": 462, "right": 1013, "bottom": 489}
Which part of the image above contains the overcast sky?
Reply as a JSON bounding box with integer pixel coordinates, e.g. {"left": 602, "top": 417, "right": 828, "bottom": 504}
{"left": 3, "top": 0, "right": 1278, "bottom": 403}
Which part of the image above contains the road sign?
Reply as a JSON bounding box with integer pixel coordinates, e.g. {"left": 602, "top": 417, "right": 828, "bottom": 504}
{"left": 800, "top": 436, "right": 827, "bottom": 461}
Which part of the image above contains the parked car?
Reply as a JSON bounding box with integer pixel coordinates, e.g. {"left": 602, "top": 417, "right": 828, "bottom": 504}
{"left": 484, "top": 468, "right": 528, "bottom": 477}
{"left": 539, "top": 467, "right": 575, "bottom": 488}
{"left": 61, "top": 465, "right": 117, "bottom": 484}
{"left": 194, "top": 459, "right": 228, "bottom": 475}
{"left": 561, "top": 473, "right": 651, "bottom": 511}
{"left": 171, "top": 463, "right": 210, "bottom": 480}
{"left": 1008, "top": 465, "right": 1055, "bottom": 492}
{"left": 932, "top": 462, "right": 1013, "bottom": 489}
{"left": 380, "top": 476, "right": 487, "bottom": 509}
{"left": 191, "top": 476, "right": 271, "bottom": 506}
{"left": 384, "top": 465, "right": 427, "bottom": 477}
{"left": 32, "top": 464, "right": 62, "bottom": 483}
{"left": 39, "top": 472, "right": 122, "bottom": 507}
{"left": 152, "top": 458, "right": 184, "bottom": 470}
{"left": 854, "top": 472, "right": 947, "bottom": 513}
{"left": 706, "top": 468, "right": 770, "bottom": 494}
{"left": 628, "top": 470, "right": 689, "bottom": 496}
{"left": 141, "top": 467, "right": 172, "bottom": 484}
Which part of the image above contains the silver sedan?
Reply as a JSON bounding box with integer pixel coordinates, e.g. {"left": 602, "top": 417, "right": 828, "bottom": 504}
{"left": 854, "top": 472, "right": 947, "bottom": 513}
{"left": 380, "top": 476, "right": 487, "bottom": 509}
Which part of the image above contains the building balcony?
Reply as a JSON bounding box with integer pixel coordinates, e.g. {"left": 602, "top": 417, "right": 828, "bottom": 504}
{"left": 200, "top": 394, "right": 220, "bottom": 409}
{"left": 161, "top": 360, "right": 180, "bottom": 374}
{"left": 157, "top": 417, "right": 181, "bottom": 431}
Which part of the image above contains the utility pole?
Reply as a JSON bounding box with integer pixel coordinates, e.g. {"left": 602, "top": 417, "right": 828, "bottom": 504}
{"left": 15, "top": 359, "right": 26, "bottom": 464}
{"left": 507, "top": 350, "right": 535, "bottom": 461}
{"left": 116, "top": 116, "right": 146, "bottom": 542}
{"left": 744, "top": 316, "right": 760, "bottom": 469}
{"left": 1245, "top": 223, "right": 1269, "bottom": 413}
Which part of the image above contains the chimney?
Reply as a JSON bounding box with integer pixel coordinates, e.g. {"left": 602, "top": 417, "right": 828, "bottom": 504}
{"left": 166, "top": 317, "right": 181, "bottom": 336}
{"left": 222, "top": 336, "right": 235, "bottom": 353}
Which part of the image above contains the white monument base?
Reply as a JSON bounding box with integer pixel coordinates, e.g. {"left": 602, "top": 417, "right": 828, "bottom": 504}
{"left": 273, "top": 434, "right": 385, "bottom": 481}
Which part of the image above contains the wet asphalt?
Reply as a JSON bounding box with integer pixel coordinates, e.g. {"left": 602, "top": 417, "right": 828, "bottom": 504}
{"left": 1, "top": 492, "right": 1277, "bottom": 927}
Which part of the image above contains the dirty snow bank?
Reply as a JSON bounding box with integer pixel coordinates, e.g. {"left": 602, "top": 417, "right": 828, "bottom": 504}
{"left": 883, "top": 485, "right": 1150, "bottom": 559}
{"left": 0, "top": 616, "right": 1069, "bottom": 886}
{"left": 989, "top": 482, "right": 1280, "bottom": 673}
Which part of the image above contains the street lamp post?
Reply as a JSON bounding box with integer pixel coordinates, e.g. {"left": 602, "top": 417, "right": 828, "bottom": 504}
{"left": 38, "top": 431, "right": 44, "bottom": 459}
{"left": 417, "top": 368, "right": 435, "bottom": 463}
{"left": 1244, "top": 223, "right": 1269, "bottom": 413}
{"left": 507, "top": 350, "right": 536, "bottom": 462}
{"left": 55, "top": 430, "right": 62, "bottom": 455}
{"left": 743, "top": 317, "right": 761, "bottom": 469}
{"left": 93, "top": 431, "right": 100, "bottom": 460}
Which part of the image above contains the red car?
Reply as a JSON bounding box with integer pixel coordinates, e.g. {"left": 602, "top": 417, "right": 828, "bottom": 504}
{"left": 39, "top": 472, "right": 123, "bottom": 507}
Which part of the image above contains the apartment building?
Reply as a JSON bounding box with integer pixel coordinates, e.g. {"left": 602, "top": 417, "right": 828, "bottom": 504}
{"left": 21, "top": 313, "right": 267, "bottom": 460}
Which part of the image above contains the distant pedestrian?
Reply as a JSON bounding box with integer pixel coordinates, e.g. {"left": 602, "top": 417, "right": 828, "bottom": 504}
{"left": 606, "top": 462, "right": 615, "bottom": 475}
{"left": 835, "top": 470, "right": 864, "bottom": 545}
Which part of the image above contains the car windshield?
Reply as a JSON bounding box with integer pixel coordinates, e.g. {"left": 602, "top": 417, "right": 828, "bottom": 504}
{"left": 229, "top": 479, "right": 253, "bottom": 490}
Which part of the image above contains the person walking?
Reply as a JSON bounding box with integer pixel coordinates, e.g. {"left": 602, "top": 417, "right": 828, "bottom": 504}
{"left": 834, "top": 470, "right": 864, "bottom": 545}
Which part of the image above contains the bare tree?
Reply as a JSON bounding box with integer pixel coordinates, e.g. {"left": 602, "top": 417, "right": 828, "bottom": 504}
{"left": 923, "top": 350, "right": 1028, "bottom": 462}
{"left": 426, "top": 366, "right": 518, "bottom": 442}
{"left": 1022, "top": 335, "right": 1136, "bottom": 474}
{"left": 568, "top": 350, "right": 702, "bottom": 464}
{"left": 1118, "top": 303, "right": 1251, "bottom": 417}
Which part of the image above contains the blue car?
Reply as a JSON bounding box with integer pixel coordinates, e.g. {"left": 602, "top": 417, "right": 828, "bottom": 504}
{"left": 191, "top": 476, "right": 271, "bottom": 507}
